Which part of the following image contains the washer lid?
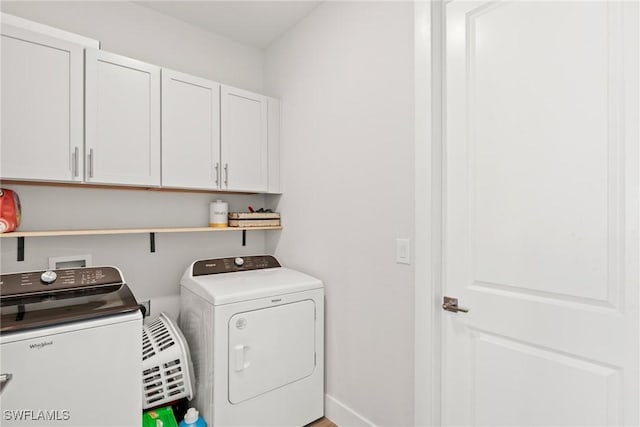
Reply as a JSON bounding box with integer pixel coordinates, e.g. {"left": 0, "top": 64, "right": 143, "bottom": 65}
{"left": 181, "top": 265, "right": 323, "bottom": 306}
{"left": 0, "top": 267, "right": 140, "bottom": 334}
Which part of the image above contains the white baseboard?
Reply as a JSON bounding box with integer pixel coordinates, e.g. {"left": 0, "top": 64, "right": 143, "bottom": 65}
{"left": 325, "top": 394, "right": 377, "bottom": 427}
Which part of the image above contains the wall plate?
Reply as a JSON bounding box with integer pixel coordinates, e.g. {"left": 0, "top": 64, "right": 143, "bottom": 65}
{"left": 48, "top": 254, "right": 92, "bottom": 269}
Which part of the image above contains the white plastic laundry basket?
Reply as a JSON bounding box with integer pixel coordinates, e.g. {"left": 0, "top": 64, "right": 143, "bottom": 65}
{"left": 142, "top": 312, "right": 195, "bottom": 409}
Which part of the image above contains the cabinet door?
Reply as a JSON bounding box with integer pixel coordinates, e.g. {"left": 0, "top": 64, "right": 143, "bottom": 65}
{"left": 1, "top": 24, "right": 84, "bottom": 182}
{"left": 221, "top": 86, "right": 268, "bottom": 192}
{"left": 162, "top": 70, "right": 221, "bottom": 189}
{"left": 85, "top": 49, "right": 160, "bottom": 186}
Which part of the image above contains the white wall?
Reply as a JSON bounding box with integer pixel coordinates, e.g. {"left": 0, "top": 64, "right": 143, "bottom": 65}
{"left": 264, "top": 3, "right": 415, "bottom": 425}
{"left": 0, "top": 1, "right": 268, "bottom": 318}
{"left": 0, "top": 1, "right": 264, "bottom": 92}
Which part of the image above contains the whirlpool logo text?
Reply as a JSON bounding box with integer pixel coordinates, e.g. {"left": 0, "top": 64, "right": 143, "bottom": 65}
{"left": 29, "top": 341, "right": 53, "bottom": 350}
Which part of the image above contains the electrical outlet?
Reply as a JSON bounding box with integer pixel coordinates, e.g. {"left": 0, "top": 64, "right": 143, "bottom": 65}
{"left": 140, "top": 300, "right": 151, "bottom": 317}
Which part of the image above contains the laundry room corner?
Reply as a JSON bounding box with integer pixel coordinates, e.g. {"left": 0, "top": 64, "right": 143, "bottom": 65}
{"left": 1, "top": 0, "right": 422, "bottom": 426}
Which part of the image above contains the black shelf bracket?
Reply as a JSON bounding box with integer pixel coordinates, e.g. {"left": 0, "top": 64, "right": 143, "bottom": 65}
{"left": 242, "top": 230, "right": 247, "bottom": 246}
{"left": 150, "top": 232, "right": 156, "bottom": 253}
{"left": 17, "top": 237, "right": 24, "bottom": 262}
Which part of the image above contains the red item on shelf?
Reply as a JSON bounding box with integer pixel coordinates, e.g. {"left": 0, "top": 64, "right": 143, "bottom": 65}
{"left": 0, "top": 188, "right": 21, "bottom": 233}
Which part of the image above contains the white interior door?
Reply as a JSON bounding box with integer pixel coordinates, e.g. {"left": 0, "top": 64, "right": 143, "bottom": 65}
{"left": 442, "top": 1, "right": 639, "bottom": 425}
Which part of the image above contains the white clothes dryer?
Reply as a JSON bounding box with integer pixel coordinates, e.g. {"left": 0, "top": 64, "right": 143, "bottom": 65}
{"left": 179, "top": 255, "right": 324, "bottom": 426}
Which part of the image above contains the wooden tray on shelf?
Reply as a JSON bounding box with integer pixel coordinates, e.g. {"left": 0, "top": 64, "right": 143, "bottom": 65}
{"left": 228, "top": 212, "right": 281, "bottom": 227}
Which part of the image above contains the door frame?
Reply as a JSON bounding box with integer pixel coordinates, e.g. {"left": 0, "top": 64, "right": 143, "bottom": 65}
{"left": 414, "top": 1, "right": 444, "bottom": 425}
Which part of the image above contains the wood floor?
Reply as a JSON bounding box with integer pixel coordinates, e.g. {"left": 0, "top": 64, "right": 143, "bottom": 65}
{"left": 306, "top": 417, "right": 337, "bottom": 427}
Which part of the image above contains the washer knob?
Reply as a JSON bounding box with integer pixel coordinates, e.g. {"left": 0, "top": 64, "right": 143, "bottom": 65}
{"left": 234, "top": 257, "right": 245, "bottom": 267}
{"left": 40, "top": 270, "right": 57, "bottom": 285}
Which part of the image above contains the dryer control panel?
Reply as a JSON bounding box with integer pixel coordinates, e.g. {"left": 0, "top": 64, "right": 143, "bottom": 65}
{"left": 193, "top": 255, "right": 281, "bottom": 276}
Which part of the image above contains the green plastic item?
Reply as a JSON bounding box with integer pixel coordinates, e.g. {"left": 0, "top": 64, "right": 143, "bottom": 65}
{"left": 143, "top": 406, "right": 179, "bottom": 427}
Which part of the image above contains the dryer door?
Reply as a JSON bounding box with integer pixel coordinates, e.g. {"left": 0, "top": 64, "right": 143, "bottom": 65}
{"left": 228, "top": 299, "right": 316, "bottom": 404}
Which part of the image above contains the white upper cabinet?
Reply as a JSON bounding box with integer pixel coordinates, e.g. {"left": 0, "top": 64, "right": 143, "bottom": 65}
{"left": 1, "top": 24, "right": 84, "bottom": 182}
{"left": 2, "top": 14, "right": 280, "bottom": 194}
{"left": 163, "top": 76, "right": 278, "bottom": 193}
{"left": 85, "top": 49, "right": 161, "bottom": 186}
{"left": 221, "top": 86, "right": 268, "bottom": 192}
{"left": 162, "top": 70, "right": 221, "bottom": 190}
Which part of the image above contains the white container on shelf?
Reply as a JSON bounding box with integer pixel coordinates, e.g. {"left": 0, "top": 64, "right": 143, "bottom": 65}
{"left": 209, "top": 200, "right": 228, "bottom": 228}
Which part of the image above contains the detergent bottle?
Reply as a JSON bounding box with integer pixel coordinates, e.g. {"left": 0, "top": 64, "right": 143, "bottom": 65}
{"left": 179, "top": 408, "right": 206, "bottom": 427}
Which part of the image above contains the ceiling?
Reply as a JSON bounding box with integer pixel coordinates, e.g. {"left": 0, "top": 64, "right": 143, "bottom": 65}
{"left": 136, "top": 1, "right": 322, "bottom": 49}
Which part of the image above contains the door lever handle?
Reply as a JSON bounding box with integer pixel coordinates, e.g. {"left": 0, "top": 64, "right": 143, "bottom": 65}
{"left": 442, "top": 296, "right": 469, "bottom": 313}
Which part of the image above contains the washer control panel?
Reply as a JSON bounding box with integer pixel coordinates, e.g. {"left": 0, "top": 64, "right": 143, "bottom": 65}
{"left": 0, "top": 267, "right": 123, "bottom": 298}
{"left": 193, "top": 255, "right": 281, "bottom": 276}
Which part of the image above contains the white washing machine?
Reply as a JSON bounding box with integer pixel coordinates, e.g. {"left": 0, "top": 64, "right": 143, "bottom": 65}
{"left": 179, "top": 255, "right": 324, "bottom": 426}
{"left": 0, "top": 266, "right": 142, "bottom": 427}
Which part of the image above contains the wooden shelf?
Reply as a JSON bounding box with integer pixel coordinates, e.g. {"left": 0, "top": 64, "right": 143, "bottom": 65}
{"left": 1, "top": 226, "right": 282, "bottom": 261}
{"left": 0, "top": 226, "right": 282, "bottom": 238}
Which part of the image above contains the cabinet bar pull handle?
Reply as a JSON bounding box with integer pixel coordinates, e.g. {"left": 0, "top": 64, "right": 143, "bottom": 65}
{"left": 71, "top": 147, "right": 79, "bottom": 177}
{"left": 88, "top": 148, "right": 94, "bottom": 178}
{"left": 74, "top": 147, "right": 79, "bottom": 177}
{"left": 224, "top": 163, "right": 229, "bottom": 187}
{"left": 215, "top": 162, "right": 220, "bottom": 186}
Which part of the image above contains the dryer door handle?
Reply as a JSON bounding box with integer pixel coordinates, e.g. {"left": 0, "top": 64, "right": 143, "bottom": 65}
{"left": 234, "top": 345, "right": 250, "bottom": 372}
